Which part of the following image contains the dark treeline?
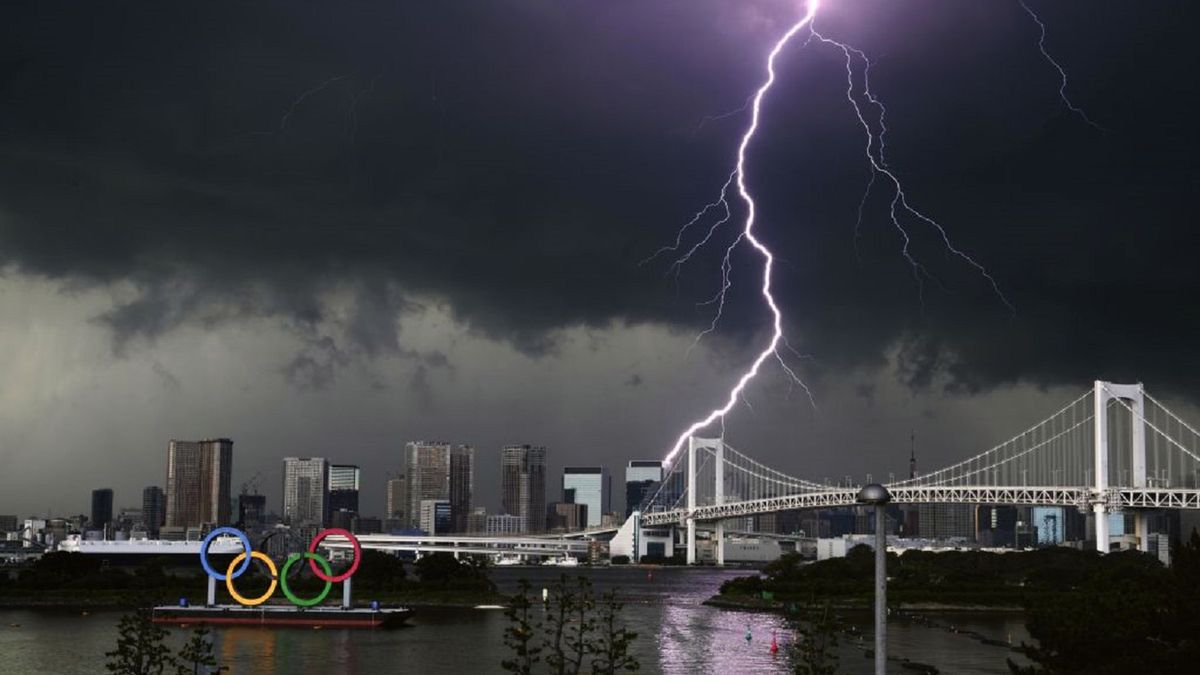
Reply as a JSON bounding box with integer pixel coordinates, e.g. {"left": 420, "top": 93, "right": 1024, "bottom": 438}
{"left": 718, "top": 534, "right": 1200, "bottom": 674}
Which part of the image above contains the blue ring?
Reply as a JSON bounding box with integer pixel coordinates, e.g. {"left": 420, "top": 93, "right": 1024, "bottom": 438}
{"left": 199, "top": 527, "right": 252, "bottom": 580}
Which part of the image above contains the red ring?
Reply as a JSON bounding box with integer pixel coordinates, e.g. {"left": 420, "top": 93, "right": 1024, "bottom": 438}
{"left": 307, "top": 528, "right": 361, "bottom": 582}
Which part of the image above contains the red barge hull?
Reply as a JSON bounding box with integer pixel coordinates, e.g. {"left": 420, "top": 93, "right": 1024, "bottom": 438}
{"left": 151, "top": 605, "right": 412, "bottom": 629}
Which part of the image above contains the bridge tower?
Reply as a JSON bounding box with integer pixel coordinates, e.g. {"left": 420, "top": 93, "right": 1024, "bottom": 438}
{"left": 685, "top": 436, "right": 725, "bottom": 565}
{"left": 1093, "top": 381, "right": 1148, "bottom": 553}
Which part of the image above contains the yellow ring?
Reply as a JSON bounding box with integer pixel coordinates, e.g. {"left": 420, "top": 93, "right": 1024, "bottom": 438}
{"left": 225, "top": 551, "right": 278, "bottom": 606}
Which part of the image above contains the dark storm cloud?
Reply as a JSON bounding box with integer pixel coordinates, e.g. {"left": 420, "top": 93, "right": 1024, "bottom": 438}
{"left": 1, "top": 1, "right": 1196, "bottom": 393}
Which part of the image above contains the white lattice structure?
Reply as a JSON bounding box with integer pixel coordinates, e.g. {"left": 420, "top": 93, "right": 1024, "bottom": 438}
{"left": 640, "top": 381, "right": 1200, "bottom": 559}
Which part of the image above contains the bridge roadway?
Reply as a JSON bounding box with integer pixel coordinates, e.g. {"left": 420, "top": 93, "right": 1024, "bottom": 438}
{"left": 319, "top": 533, "right": 590, "bottom": 559}
{"left": 639, "top": 485, "right": 1200, "bottom": 527}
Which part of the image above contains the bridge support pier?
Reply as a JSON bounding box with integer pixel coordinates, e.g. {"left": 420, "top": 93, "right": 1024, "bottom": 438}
{"left": 685, "top": 518, "right": 696, "bottom": 566}
{"left": 715, "top": 520, "right": 725, "bottom": 567}
{"left": 1134, "top": 512, "right": 1149, "bottom": 553}
{"left": 1093, "top": 504, "right": 1109, "bottom": 553}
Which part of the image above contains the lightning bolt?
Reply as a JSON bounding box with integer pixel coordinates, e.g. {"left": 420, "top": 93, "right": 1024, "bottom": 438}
{"left": 660, "top": 1, "right": 821, "bottom": 465}
{"left": 809, "top": 26, "right": 1014, "bottom": 312}
{"left": 279, "top": 75, "right": 349, "bottom": 133}
{"left": 656, "top": 0, "right": 1031, "bottom": 467}
{"left": 1018, "top": 0, "right": 1104, "bottom": 130}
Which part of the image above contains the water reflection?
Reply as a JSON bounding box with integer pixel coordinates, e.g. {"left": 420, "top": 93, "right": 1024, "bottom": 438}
{"left": 1, "top": 569, "right": 1028, "bottom": 675}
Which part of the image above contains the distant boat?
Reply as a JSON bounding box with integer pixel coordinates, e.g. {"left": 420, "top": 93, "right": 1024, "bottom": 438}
{"left": 554, "top": 556, "right": 580, "bottom": 567}
{"left": 495, "top": 555, "right": 522, "bottom": 566}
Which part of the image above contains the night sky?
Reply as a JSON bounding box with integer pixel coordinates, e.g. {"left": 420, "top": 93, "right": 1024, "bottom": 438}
{"left": 2, "top": 1, "right": 1197, "bottom": 518}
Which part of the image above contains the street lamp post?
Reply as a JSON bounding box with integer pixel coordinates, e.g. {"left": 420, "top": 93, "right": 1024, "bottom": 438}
{"left": 857, "top": 483, "right": 892, "bottom": 675}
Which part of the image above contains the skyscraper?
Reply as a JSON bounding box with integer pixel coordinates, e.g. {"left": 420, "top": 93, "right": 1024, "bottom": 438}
{"left": 91, "top": 488, "right": 113, "bottom": 532}
{"left": 328, "top": 464, "right": 361, "bottom": 515}
{"left": 449, "top": 446, "right": 474, "bottom": 533}
{"left": 237, "top": 494, "right": 266, "bottom": 531}
{"left": 386, "top": 475, "right": 407, "bottom": 521}
{"left": 165, "top": 438, "right": 233, "bottom": 529}
{"left": 501, "top": 444, "right": 546, "bottom": 533}
{"left": 404, "top": 442, "right": 451, "bottom": 530}
{"left": 282, "top": 457, "right": 329, "bottom": 526}
{"left": 142, "top": 486, "right": 165, "bottom": 537}
{"left": 563, "top": 467, "right": 610, "bottom": 529}
{"left": 624, "top": 460, "right": 663, "bottom": 518}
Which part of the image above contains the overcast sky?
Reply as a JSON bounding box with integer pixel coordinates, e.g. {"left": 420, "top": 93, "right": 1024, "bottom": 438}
{"left": 2, "top": 1, "right": 1197, "bottom": 518}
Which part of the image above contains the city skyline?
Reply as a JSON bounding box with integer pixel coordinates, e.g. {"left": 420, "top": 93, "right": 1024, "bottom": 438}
{"left": 2, "top": 1, "right": 1198, "bottom": 523}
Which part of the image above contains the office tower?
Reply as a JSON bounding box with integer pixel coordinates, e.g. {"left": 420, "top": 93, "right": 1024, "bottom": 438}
{"left": 563, "top": 467, "right": 610, "bottom": 528}
{"left": 282, "top": 457, "right": 330, "bottom": 526}
{"left": 501, "top": 444, "right": 547, "bottom": 533}
{"left": 328, "top": 464, "right": 361, "bottom": 515}
{"left": 386, "top": 475, "right": 407, "bottom": 521}
{"left": 624, "top": 460, "right": 663, "bottom": 518}
{"left": 548, "top": 502, "right": 588, "bottom": 531}
{"left": 404, "top": 442, "right": 451, "bottom": 529}
{"left": 164, "top": 438, "right": 234, "bottom": 528}
{"left": 466, "top": 507, "right": 488, "bottom": 534}
{"left": 917, "top": 503, "right": 976, "bottom": 540}
{"left": 0, "top": 515, "right": 17, "bottom": 533}
{"left": 419, "top": 499, "right": 452, "bottom": 535}
{"left": 91, "top": 488, "right": 114, "bottom": 532}
{"left": 238, "top": 494, "right": 267, "bottom": 530}
{"left": 977, "top": 505, "right": 1019, "bottom": 547}
{"left": 141, "top": 486, "right": 165, "bottom": 537}
{"left": 449, "top": 446, "right": 474, "bottom": 533}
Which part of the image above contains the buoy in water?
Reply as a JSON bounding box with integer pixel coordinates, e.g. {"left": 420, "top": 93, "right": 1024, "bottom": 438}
{"left": 744, "top": 625, "right": 752, "bottom": 643}
{"left": 770, "top": 633, "right": 779, "bottom": 655}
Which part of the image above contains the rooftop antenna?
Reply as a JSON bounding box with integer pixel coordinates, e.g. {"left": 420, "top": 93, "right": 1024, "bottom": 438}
{"left": 909, "top": 431, "right": 918, "bottom": 480}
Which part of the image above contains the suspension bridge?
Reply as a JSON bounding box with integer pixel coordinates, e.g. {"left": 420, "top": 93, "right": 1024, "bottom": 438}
{"left": 627, "top": 381, "right": 1200, "bottom": 563}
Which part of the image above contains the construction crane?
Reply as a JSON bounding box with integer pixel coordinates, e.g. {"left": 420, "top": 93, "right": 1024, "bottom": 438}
{"left": 240, "top": 471, "right": 261, "bottom": 496}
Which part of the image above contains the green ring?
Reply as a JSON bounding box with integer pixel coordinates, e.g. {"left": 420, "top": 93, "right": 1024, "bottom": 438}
{"left": 279, "top": 552, "right": 333, "bottom": 607}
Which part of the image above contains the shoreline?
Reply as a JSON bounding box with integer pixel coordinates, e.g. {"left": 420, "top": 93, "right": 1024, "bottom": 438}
{"left": 704, "top": 594, "right": 1025, "bottom": 614}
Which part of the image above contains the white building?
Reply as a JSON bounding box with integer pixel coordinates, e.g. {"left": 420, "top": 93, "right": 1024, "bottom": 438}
{"left": 563, "top": 467, "right": 610, "bottom": 529}
{"left": 282, "top": 457, "right": 329, "bottom": 526}
{"left": 486, "top": 514, "right": 527, "bottom": 535}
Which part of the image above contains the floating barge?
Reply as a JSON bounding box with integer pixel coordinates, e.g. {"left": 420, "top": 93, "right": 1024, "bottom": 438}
{"left": 151, "top": 604, "right": 412, "bottom": 629}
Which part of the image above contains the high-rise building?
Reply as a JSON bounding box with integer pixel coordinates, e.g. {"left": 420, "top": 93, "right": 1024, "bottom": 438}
{"left": 386, "top": 475, "right": 407, "bottom": 521}
{"left": 449, "top": 446, "right": 474, "bottom": 533}
{"left": 548, "top": 502, "right": 588, "bottom": 531}
{"left": 402, "top": 442, "right": 472, "bottom": 532}
{"left": 238, "top": 494, "right": 267, "bottom": 530}
{"left": 164, "top": 438, "right": 234, "bottom": 529}
{"left": 0, "top": 515, "right": 18, "bottom": 533}
{"left": 501, "top": 445, "right": 546, "bottom": 533}
{"left": 404, "top": 442, "right": 451, "bottom": 530}
{"left": 91, "top": 488, "right": 114, "bottom": 532}
{"left": 563, "top": 467, "right": 610, "bottom": 529}
{"left": 328, "top": 464, "right": 361, "bottom": 515}
{"left": 917, "top": 503, "right": 976, "bottom": 540}
{"left": 282, "top": 457, "right": 329, "bottom": 526}
{"left": 141, "top": 486, "right": 165, "bottom": 537}
{"left": 624, "top": 460, "right": 663, "bottom": 518}
{"left": 419, "top": 499, "right": 452, "bottom": 535}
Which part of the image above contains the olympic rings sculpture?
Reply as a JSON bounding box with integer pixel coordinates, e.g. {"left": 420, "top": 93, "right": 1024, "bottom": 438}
{"left": 199, "top": 527, "right": 362, "bottom": 607}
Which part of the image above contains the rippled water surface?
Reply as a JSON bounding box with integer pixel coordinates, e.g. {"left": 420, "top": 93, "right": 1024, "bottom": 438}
{"left": 0, "top": 567, "right": 1029, "bottom": 674}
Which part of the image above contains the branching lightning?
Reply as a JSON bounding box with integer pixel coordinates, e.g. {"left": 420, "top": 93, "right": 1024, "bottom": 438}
{"left": 1018, "top": 0, "right": 1104, "bottom": 130}
{"left": 660, "top": 1, "right": 821, "bottom": 465}
{"left": 652, "top": 0, "right": 1099, "bottom": 468}
{"left": 809, "top": 25, "right": 1014, "bottom": 312}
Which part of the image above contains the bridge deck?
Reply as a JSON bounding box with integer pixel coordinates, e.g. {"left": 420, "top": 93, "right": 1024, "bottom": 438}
{"left": 640, "top": 486, "right": 1200, "bottom": 526}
